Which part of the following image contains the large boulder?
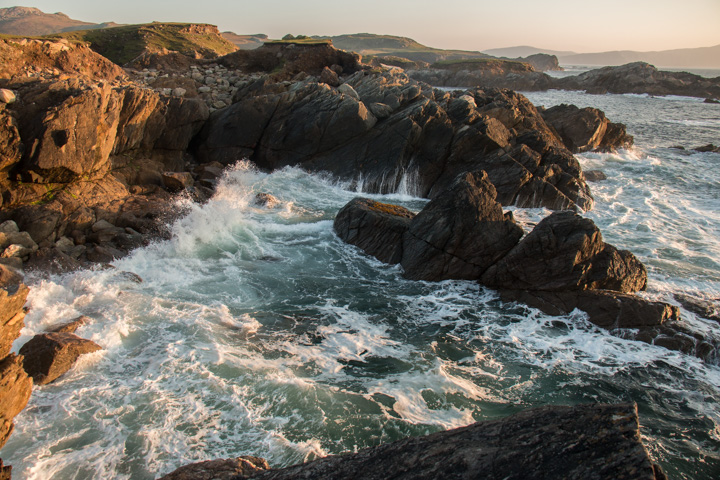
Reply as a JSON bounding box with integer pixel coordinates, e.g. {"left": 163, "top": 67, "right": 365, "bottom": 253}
{"left": 541, "top": 104, "right": 633, "bottom": 153}
{"left": 19, "top": 332, "right": 102, "bottom": 385}
{"left": 334, "top": 198, "right": 414, "bottom": 264}
{"left": 480, "top": 211, "right": 647, "bottom": 293}
{"left": 401, "top": 171, "right": 523, "bottom": 281}
{"left": 249, "top": 403, "right": 664, "bottom": 480}
{"left": 0, "top": 354, "right": 32, "bottom": 449}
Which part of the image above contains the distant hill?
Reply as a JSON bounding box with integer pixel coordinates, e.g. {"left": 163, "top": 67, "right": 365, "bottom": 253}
{"left": 482, "top": 45, "right": 576, "bottom": 58}
{"left": 51, "top": 23, "right": 238, "bottom": 65}
{"left": 221, "top": 32, "right": 267, "bottom": 50}
{"left": 0, "top": 6, "right": 116, "bottom": 35}
{"left": 559, "top": 45, "right": 720, "bottom": 69}
{"left": 317, "top": 33, "right": 492, "bottom": 64}
{"left": 484, "top": 43, "right": 720, "bottom": 69}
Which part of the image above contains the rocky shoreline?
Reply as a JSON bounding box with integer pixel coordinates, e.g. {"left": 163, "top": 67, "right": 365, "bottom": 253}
{"left": 0, "top": 36, "right": 716, "bottom": 478}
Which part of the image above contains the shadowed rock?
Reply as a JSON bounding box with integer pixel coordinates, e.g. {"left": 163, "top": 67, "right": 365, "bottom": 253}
{"left": 158, "top": 456, "right": 269, "bottom": 480}
{"left": 247, "top": 403, "right": 664, "bottom": 480}
{"left": 334, "top": 197, "right": 414, "bottom": 264}
{"left": 541, "top": 104, "right": 633, "bottom": 153}
{"left": 0, "top": 354, "right": 32, "bottom": 449}
{"left": 480, "top": 211, "right": 647, "bottom": 293}
{"left": 19, "top": 332, "right": 101, "bottom": 385}
{"left": 401, "top": 171, "right": 523, "bottom": 281}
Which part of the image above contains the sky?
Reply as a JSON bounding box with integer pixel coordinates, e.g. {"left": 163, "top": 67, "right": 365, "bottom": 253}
{"left": 3, "top": 0, "right": 720, "bottom": 53}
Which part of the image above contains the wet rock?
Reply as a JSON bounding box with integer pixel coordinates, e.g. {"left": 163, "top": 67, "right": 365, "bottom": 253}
{"left": 673, "top": 293, "right": 720, "bottom": 322}
{"left": 0, "top": 459, "right": 10, "bottom": 480}
{"left": 251, "top": 403, "right": 664, "bottom": 480}
{"left": 334, "top": 198, "right": 415, "bottom": 265}
{"left": 500, "top": 289, "right": 678, "bottom": 329}
{"left": 584, "top": 169, "right": 608, "bottom": 182}
{"left": 162, "top": 172, "right": 195, "bottom": 192}
{"left": 49, "top": 316, "right": 91, "bottom": 334}
{"left": 401, "top": 171, "right": 523, "bottom": 281}
{"left": 253, "top": 192, "right": 280, "bottom": 208}
{"left": 481, "top": 211, "right": 647, "bottom": 293}
{"left": 704, "top": 98, "right": 719, "bottom": 104}
{"left": 19, "top": 332, "right": 102, "bottom": 385}
{"left": 541, "top": 104, "right": 633, "bottom": 153}
{"left": 693, "top": 144, "right": 720, "bottom": 153}
{"left": 0, "top": 354, "right": 33, "bottom": 449}
{"left": 158, "top": 456, "right": 270, "bottom": 480}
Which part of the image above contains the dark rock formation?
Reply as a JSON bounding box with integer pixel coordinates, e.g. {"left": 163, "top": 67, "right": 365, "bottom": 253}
{"left": 518, "top": 53, "right": 562, "bottom": 72}
{"left": 247, "top": 403, "right": 664, "bottom": 480}
{"left": 334, "top": 197, "right": 414, "bottom": 264}
{"left": 19, "top": 332, "right": 102, "bottom": 385}
{"left": 584, "top": 169, "right": 608, "bottom": 182}
{"left": 693, "top": 144, "right": 720, "bottom": 153}
{"left": 541, "top": 104, "right": 633, "bottom": 153}
{"left": 195, "top": 70, "right": 594, "bottom": 211}
{"left": 554, "top": 62, "right": 720, "bottom": 99}
{"left": 158, "top": 456, "right": 269, "bottom": 480}
{"left": 401, "top": 172, "right": 523, "bottom": 281}
{"left": 408, "top": 60, "right": 720, "bottom": 100}
{"left": 0, "top": 459, "right": 10, "bottom": 480}
{"left": 480, "top": 211, "right": 647, "bottom": 293}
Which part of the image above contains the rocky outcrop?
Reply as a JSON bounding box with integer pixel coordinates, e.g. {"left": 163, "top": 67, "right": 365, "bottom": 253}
{"left": 408, "top": 60, "right": 720, "bottom": 100}
{"left": 540, "top": 104, "right": 634, "bottom": 153}
{"left": 401, "top": 172, "right": 523, "bottom": 281}
{"left": 242, "top": 403, "right": 663, "bottom": 480}
{"left": 18, "top": 332, "right": 102, "bottom": 385}
{"left": 408, "top": 59, "right": 554, "bottom": 91}
{"left": 480, "top": 211, "right": 647, "bottom": 293}
{"left": 518, "top": 53, "right": 562, "bottom": 72}
{"left": 0, "top": 264, "right": 32, "bottom": 475}
{"left": 195, "top": 70, "right": 594, "bottom": 211}
{"left": 555, "top": 62, "right": 720, "bottom": 98}
{"left": 159, "top": 456, "right": 269, "bottom": 480}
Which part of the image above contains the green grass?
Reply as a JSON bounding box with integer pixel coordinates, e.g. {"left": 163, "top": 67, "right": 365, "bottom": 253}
{"left": 45, "top": 22, "right": 237, "bottom": 65}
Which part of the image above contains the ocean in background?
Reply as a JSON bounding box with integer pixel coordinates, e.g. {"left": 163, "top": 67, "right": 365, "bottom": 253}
{"left": 549, "top": 65, "right": 720, "bottom": 79}
{"left": 2, "top": 89, "right": 719, "bottom": 479}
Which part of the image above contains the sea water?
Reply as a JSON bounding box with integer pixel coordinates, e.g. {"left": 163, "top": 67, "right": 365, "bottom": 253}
{"left": 2, "top": 91, "right": 720, "bottom": 479}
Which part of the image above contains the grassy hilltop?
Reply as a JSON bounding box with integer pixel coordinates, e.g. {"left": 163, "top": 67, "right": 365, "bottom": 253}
{"left": 48, "top": 22, "right": 238, "bottom": 65}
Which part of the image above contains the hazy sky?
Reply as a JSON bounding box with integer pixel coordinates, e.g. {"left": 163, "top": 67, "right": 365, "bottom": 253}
{"left": 4, "top": 0, "right": 719, "bottom": 53}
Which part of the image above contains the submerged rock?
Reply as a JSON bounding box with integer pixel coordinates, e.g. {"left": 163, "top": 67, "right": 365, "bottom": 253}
{"left": 19, "top": 332, "right": 102, "bottom": 385}
{"left": 246, "top": 403, "right": 664, "bottom": 480}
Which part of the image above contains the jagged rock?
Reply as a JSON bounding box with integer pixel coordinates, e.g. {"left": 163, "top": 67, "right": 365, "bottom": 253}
{"left": 0, "top": 264, "right": 29, "bottom": 359}
{"left": 705, "top": 98, "right": 720, "bottom": 104}
{"left": 541, "top": 104, "right": 633, "bottom": 153}
{"left": 337, "top": 83, "right": 359, "bottom": 99}
{"left": 319, "top": 66, "right": 340, "bottom": 87}
{"left": 0, "top": 354, "right": 32, "bottom": 449}
{"left": 19, "top": 332, "right": 102, "bottom": 385}
{"left": 481, "top": 211, "right": 647, "bottom": 293}
{"left": 158, "top": 456, "right": 270, "bottom": 480}
{"left": 250, "top": 403, "right": 664, "bottom": 480}
{"left": 195, "top": 71, "right": 594, "bottom": 211}
{"left": 334, "top": 198, "right": 415, "bottom": 265}
{"left": 162, "top": 172, "right": 194, "bottom": 192}
{"left": 401, "top": 171, "right": 523, "bottom": 281}
{"left": 48, "top": 316, "right": 91, "bottom": 334}
{"left": 0, "top": 106, "right": 22, "bottom": 177}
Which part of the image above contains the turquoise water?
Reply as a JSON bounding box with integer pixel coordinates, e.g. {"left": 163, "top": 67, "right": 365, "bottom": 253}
{"left": 3, "top": 91, "right": 720, "bottom": 479}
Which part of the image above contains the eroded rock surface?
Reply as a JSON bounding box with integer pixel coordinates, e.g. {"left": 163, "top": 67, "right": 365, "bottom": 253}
{"left": 158, "top": 456, "right": 270, "bottom": 480}
{"left": 249, "top": 403, "right": 664, "bottom": 480}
